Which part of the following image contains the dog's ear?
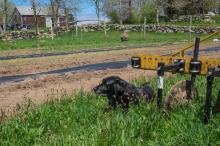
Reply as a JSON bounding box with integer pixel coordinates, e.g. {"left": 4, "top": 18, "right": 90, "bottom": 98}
{"left": 106, "top": 79, "right": 116, "bottom": 85}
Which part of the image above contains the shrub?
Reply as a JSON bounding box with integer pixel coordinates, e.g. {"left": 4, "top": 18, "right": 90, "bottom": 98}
{"left": 140, "top": 3, "right": 156, "bottom": 23}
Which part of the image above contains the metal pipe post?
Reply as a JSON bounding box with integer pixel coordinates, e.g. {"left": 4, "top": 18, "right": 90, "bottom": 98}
{"left": 214, "top": 90, "right": 220, "bottom": 114}
{"left": 188, "top": 37, "right": 200, "bottom": 99}
{"left": 204, "top": 68, "right": 215, "bottom": 124}
{"left": 157, "top": 62, "right": 165, "bottom": 110}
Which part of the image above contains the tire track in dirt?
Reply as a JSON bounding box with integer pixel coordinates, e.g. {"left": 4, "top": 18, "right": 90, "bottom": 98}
{"left": 0, "top": 45, "right": 160, "bottom": 60}
{"left": 0, "top": 61, "right": 129, "bottom": 84}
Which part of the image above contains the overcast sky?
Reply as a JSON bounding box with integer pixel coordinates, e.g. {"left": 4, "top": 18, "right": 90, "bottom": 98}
{"left": 11, "top": 0, "right": 106, "bottom": 21}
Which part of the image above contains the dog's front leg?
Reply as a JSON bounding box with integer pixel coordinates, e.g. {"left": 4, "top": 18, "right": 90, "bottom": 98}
{"left": 108, "top": 95, "right": 117, "bottom": 109}
{"left": 122, "top": 97, "right": 129, "bottom": 112}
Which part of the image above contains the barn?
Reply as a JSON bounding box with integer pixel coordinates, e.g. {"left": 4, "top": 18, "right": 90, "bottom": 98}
{"left": 10, "top": 6, "right": 66, "bottom": 27}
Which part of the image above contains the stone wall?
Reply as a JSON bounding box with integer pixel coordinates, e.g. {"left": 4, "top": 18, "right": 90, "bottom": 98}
{"left": 78, "top": 24, "right": 220, "bottom": 34}
{"left": 172, "top": 15, "right": 214, "bottom": 22}
{"left": 0, "top": 24, "right": 219, "bottom": 41}
{"left": 0, "top": 31, "right": 54, "bottom": 41}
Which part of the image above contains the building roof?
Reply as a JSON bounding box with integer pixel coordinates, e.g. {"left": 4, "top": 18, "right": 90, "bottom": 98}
{"left": 16, "top": 6, "right": 50, "bottom": 16}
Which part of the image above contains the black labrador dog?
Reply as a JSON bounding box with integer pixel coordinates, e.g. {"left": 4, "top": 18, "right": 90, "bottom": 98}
{"left": 93, "top": 76, "right": 155, "bottom": 110}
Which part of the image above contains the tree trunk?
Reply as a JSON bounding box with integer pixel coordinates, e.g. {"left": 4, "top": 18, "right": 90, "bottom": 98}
{"left": 156, "top": 0, "right": 160, "bottom": 25}
{"left": 119, "top": 0, "right": 122, "bottom": 24}
{"left": 34, "top": 15, "right": 39, "bottom": 35}
{"left": 32, "top": 0, "right": 39, "bottom": 35}
{"left": 65, "top": 8, "right": 69, "bottom": 29}
{"left": 128, "top": 0, "right": 132, "bottom": 23}
{"left": 97, "top": 10, "right": 100, "bottom": 25}
{"left": 96, "top": 1, "right": 100, "bottom": 26}
{"left": 3, "top": 0, "right": 7, "bottom": 34}
{"left": 54, "top": 0, "right": 60, "bottom": 31}
{"left": 34, "top": 11, "right": 39, "bottom": 34}
{"left": 156, "top": 8, "right": 159, "bottom": 25}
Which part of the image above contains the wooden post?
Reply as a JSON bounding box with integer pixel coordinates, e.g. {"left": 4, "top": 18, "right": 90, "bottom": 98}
{"left": 189, "top": 16, "right": 192, "bottom": 41}
{"left": 75, "top": 22, "right": 78, "bottom": 37}
{"left": 51, "top": 25, "right": 54, "bottom": 40}
{"left": 104, "top": 21, "right": 107, "bottom": 36}
{"left": 144, "top": 17, "right": 146, "bottom": 37}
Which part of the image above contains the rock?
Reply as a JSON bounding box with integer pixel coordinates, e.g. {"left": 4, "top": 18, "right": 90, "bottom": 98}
{"left": 207, "top": 12, "right": 216, "bottom": 16}
{"left": 213, "top": 39, "right": 219, "bottom": 42}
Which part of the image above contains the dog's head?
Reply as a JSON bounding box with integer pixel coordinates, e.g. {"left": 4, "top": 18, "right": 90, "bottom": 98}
{"left": 94, "top": 76, "right": 123, "bottom": 95}
{"left": 93, "top": 83, "right": 109, "bottom": 96}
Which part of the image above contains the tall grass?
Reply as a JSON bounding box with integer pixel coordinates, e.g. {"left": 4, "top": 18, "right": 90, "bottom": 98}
{"left": 0, "top": 31, "right": 202, "bottom": 52}
{"left": 0, "top": 75, "right": 220, "bottom": 145}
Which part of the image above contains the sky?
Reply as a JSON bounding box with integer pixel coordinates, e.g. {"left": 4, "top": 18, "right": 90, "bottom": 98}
{"left": 11, "top": 0, "right": 104, "bottom": 21}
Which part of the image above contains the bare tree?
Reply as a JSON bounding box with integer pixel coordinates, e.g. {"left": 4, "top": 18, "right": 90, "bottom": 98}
{"left": 0, "top": 0, "right": 14, "bottom": 33}
{"left": 24, "top": 0, "right": 45, "bottom": 34}
{"left": 31, "top": 0, "right": 40, "bottom": 34}
{"left": 90, "top": 0, "right": 104, "bottom": 25}
{"left": 49, "top": 0, "right": 61, "bottom": 30}
{"left": 60, "top": 0, "right": 80, "bottom": 29}
{"left": 155, "top": 0, "right": 164, "bottom": 25}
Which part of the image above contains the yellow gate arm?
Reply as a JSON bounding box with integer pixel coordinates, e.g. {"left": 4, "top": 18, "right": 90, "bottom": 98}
{"left": 131, "top": 55, "right": 220, "bottom": 75}
{"left": 172, "top": 29, "right": 220, "bottom": 57}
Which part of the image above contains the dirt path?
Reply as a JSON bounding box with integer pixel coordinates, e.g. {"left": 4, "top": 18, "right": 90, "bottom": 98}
{"left": 1, "top": 42, "right": 220, "bottom": 77}
{"left": 0, "top": 44, "right": 177, "bottom": 60}
{"left": 0, "top": 45, "right": 175, "bottom": 77}
{"left": 0, "top": 67, "right": 155, "bottom": 117}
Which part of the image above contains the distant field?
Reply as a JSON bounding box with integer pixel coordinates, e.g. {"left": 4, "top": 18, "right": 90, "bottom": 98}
{"left": 0, "top": 75, "right": 220, "bottom": 145}
{"left": 0, "top": 31, "right": 204, "bottom": 52}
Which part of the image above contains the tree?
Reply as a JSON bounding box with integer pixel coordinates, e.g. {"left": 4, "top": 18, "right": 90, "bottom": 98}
{"left": 90, "top": 0, "right": 104, "bottom": 25}
{"left": 103, "top": 0, "right": 137, "bottom": 24}
{"left": 153, "top": 0, "right": 162, "bottom": 25}
{"left": 0, "top": 0, "right": 14, "bottom": 33}
{"left": 205, "top": 0, "right": 220, "bottom": 14}
{"left": 49, "top": 0, "right": 61, "bottom": 30}
{"left": 31, "top": 0, "right": 40, "bottom": 34}
{"left": 140, "top": 1, "right": 156, "bottom": 23}
{"left": 60, "top": 0, "right": 80, "bottom": 29}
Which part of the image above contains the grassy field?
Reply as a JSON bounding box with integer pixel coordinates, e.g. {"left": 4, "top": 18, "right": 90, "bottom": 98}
{"left": 0, "top": 31, "right": 203, "bottom": 52}
{"left": 0, "top": 75, "right": 220, "bottom": 145}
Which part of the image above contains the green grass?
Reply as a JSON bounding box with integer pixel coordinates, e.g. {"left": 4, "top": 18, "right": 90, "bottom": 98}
{"left": 0, "top": 75, "right": 220, "bottom": 145}
{"left": 0, "top": 31, "right": 203, "bottom": 53}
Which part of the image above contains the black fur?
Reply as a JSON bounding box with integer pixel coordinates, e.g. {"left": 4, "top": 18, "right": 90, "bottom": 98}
{"left": 93, "top": 76, "right": 155, "bottom": 110}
